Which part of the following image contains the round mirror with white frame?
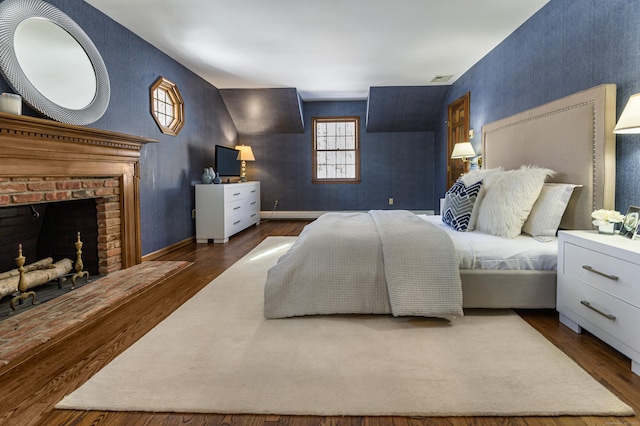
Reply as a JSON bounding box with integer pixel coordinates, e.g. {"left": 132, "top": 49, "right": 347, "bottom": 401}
{"left": 0, "top": 0, "right": 110, "bottom": 125}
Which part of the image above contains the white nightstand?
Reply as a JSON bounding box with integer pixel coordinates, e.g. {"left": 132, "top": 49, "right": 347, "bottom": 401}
{"left": 557, "top": 230, "right": 640, "bottom": 376}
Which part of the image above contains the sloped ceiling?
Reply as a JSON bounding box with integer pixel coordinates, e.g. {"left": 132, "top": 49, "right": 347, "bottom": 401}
{"left": 222, "top": 86, "right": 451, "bottom": 135}
{"left": 366, "top": 86, "right": 450, "bottom": 132}
{"left": 219, "top": 88, "right": 304, "bottom": 135}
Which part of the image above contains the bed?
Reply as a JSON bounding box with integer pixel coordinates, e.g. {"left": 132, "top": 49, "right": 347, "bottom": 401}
{"left": 264, "top": 84, "right": 617, "bottom": 318}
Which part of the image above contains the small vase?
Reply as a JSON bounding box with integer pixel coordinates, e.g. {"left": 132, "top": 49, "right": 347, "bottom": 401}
{"left": 597, "top": 222, "right": 615, "bottom": 234}
{"left": 201, "top": 168, "right": 213, "bottom": 184}
{"left": 213, "top": 172, "right": 222, "bottom": 184}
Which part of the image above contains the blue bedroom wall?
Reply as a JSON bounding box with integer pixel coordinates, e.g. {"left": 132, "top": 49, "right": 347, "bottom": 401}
{"left": 242, "top": 101, "right": 435, "bottom": 212}
{"left": 0, "top": 0, "right": 238, "bottom": 255}
{"left": 439, "top": 0, "right": 640, "bottom": 214}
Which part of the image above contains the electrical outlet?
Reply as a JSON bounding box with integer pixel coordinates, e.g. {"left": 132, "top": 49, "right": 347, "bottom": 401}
{"left": 388, "top": 197, "right": 394, "bottom": 205}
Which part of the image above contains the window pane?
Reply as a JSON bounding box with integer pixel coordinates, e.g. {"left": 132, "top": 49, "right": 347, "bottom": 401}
{"left": 326, "top": 136, "right": 336, "bottom": 150}
{"left": 345, "top": 164, "right": 355, "bottom": 178}
{"left": 317, "top": 122, "right": 327, "bottom": 137}
{"left": 326, "top": 151, "right": 336, "bottom": 165}
{"left": 317, "top": 134, "right": 327, "bottom": 150}
{"left": 345, "top": 135, "right": 355, "bottom": 149}
{"left": 317, "top": 164, "right": 326, "bottom": 179}
{"left": 345, "top": 122, "right": 355, "bottom": 136}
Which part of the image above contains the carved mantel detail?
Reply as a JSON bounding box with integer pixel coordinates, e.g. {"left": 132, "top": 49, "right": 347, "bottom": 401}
{"left": 0, "top": 112, "right": 157, "bottom": 269}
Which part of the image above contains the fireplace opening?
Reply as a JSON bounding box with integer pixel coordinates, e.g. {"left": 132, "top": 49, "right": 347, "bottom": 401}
{"left": 0, "top": 198, "right": 102, "bottom": 316}
{"left": 0, "top": 199, "right": 99, "bottom": 275}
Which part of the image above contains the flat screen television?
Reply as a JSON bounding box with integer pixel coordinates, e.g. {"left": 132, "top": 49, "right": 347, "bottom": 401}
{"left": 214, "top": 145, "right": 241, "bottom": 179}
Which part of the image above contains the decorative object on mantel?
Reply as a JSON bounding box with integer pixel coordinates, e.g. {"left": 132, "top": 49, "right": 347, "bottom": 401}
{"left": 591, "top": 209, "right": 624, "bottom": 234}
{"left": 0, "top": 93, "right": 21, "bottom": 115}
{"left": 213, "top": 171, "right": 222, "bottom": 184}
{"left": 235, "top": 145, "right": 255, "bottom": 182}
{"left": 0, "top": 0, "right": 110, "bottom": 125}
{"left": 619, "top": 206, "right": 640, "bottom": 239}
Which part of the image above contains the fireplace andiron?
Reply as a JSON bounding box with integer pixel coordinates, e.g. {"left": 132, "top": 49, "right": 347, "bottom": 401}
{"left": 71, "top": 231, "right": 90, "bottom": 288}
{"left": 9, "top": 244, "right": 38, "bottom": 313}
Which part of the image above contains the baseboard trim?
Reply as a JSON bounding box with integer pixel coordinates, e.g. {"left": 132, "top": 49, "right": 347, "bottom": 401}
{"left": 142, "top": 236, "right": 195, "bottom": 261}
{"left": 260, "top": 210, "right": 435, "bottom": 220}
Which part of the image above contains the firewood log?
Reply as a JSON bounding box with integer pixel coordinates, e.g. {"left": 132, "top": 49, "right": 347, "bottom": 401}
{"left": 0, "top": 257, "right": 54, "bottom": 281}
{"left": 0, "top": 258, "right": 73, "bottom": 298}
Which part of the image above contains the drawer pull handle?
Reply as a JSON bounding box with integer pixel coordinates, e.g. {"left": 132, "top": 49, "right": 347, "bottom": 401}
{"left": 250, "top": 190, "right": 256, "bottom": 193}
{"left": 233, "top": 206, "right": 241, "bottom": 210}
{"left": 251, "top": 201, "right": 256, "bottom": 205}
{"left": 582, "top": 265, "right": 619, "bottom": 281}
{"left": 233, "top": 220, "right": 241, "bottom": 225}
{"left": 580, "top": 300, "right": 616, "bottom": 321}
{"left": 233, "top": 192, "right": 241, "bottom": 196}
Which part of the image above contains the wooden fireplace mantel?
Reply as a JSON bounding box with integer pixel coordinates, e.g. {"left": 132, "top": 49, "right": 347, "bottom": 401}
{"left": 0, "top": 112, "right": 158, "bottom": 268}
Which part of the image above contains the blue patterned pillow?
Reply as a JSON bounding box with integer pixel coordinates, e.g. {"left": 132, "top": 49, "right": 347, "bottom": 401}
{"left": 442, "top": 179, "right": 483, "bottom": 231}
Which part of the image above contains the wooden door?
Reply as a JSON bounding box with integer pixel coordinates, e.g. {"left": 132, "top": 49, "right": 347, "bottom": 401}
{"left": 447, "top": 92, "right": 470, "bottom": 189}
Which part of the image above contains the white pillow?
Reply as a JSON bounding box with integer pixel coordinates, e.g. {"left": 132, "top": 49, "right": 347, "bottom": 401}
{"left": 460, "top": 168, "right": 504, "bottom": 231}
{"left": 522, "top": 183, "right": 579, "bottom": 242}
{"left": 474, "top": 165, "right": 554, "bottom": 238}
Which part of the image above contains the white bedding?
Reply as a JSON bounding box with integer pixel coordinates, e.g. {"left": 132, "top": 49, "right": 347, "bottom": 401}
{"left": 419, "top": 215, "right": 558, "bottom": 271}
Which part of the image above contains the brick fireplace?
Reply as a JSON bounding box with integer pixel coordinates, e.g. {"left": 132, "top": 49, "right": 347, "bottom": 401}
{"left": 0, "top": 112, "right": 156, "bottom": 274}
{"left": 1, "top": 177, "right": 121, "bottom": 274}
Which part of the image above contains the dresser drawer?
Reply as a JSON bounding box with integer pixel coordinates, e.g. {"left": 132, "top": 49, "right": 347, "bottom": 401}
{"left": 224, "top": 183, "right": 259, "bottom": 202}
{"left": 224, "top": 210, "right": 260, "bottom": 236}
{"left": 559, "top": 276, "right": 640, "bottom": 354}
{"left": 564, "top": 242, "right": 640, "bottom": 307}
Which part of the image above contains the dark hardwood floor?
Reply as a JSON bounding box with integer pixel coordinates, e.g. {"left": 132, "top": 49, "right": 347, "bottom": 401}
{"left": 1, "top": 220, "right": 639, "bottom": 426}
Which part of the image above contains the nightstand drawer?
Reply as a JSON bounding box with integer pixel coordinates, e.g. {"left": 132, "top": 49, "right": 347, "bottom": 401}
{"left": 559, "top": 277, "right": 640, "bottom": 354}
{"left": 564, "top": 242, "right": 640, "bottom": 307}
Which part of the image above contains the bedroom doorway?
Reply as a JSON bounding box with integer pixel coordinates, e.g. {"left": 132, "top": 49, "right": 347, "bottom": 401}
{"left": 447, "top": 92, "right": 470, "bottom": 189}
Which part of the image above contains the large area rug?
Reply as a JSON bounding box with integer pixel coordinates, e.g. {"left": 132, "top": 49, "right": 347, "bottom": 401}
{"left": 57, "top": 237, "right": 633, "bottom": 417}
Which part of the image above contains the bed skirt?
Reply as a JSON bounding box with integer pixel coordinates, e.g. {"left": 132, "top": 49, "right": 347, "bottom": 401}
{"left": 461, "top": 269, "right": 556, "bottom": 309}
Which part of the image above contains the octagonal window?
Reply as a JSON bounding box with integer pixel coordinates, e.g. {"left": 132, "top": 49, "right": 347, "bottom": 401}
{"left": 150, "top": 76, "right": 184, "bottom": 136}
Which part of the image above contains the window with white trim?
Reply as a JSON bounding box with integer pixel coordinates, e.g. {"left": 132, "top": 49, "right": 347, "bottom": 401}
{"left": 312, "top": 116, "right": 360, "bottom": 183}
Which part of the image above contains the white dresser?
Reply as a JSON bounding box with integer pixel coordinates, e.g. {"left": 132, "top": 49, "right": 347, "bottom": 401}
{"left": 195, "top": 182, "right": 260, "bottom": 243}
{"left": 557, "top": 230, "right": 640, "bottom": 375}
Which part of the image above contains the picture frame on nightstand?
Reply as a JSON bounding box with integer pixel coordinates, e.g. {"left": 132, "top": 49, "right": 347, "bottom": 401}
{"left": 619, "top": 206, "right": 640, "bottom": 239}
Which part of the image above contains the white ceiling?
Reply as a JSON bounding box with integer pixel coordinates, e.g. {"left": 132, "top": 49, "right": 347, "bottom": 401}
{"left": 84, "top": 0, "right": 549, "bottom": 101}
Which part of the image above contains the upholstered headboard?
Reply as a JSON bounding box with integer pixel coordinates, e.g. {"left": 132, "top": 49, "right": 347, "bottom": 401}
{"left": 482, "top": 84, "right": 617, "bottom": 230}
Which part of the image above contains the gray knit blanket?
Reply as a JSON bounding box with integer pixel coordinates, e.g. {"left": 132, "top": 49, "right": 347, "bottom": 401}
{"left": 264, "top": 210, "right": 463, "bottom": 319}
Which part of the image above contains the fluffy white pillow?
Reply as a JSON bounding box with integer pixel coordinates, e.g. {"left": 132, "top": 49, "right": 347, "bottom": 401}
{"left": 474, "top": 165, "right": 554, "bottom": 238}
{"left": 522, "top": 183, "right": 579, "bottom": 241}
{"left": 460, "top": 168, "right": 504, "bottom": 231}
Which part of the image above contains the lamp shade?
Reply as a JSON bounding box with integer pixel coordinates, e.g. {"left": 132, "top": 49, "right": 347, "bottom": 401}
{"left": 451, "top": 142, "right": 476, "bottom": 159}
{"left": 235, "top": 145, "right": 255, "bottom": 161}
{"left": 614, "top": 93, "right": 640, "bottom": 134}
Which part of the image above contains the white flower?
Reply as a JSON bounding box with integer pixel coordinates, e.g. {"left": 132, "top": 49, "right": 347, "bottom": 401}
{"left": 591, "top": 209, "right": 624, "bottom": 223}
